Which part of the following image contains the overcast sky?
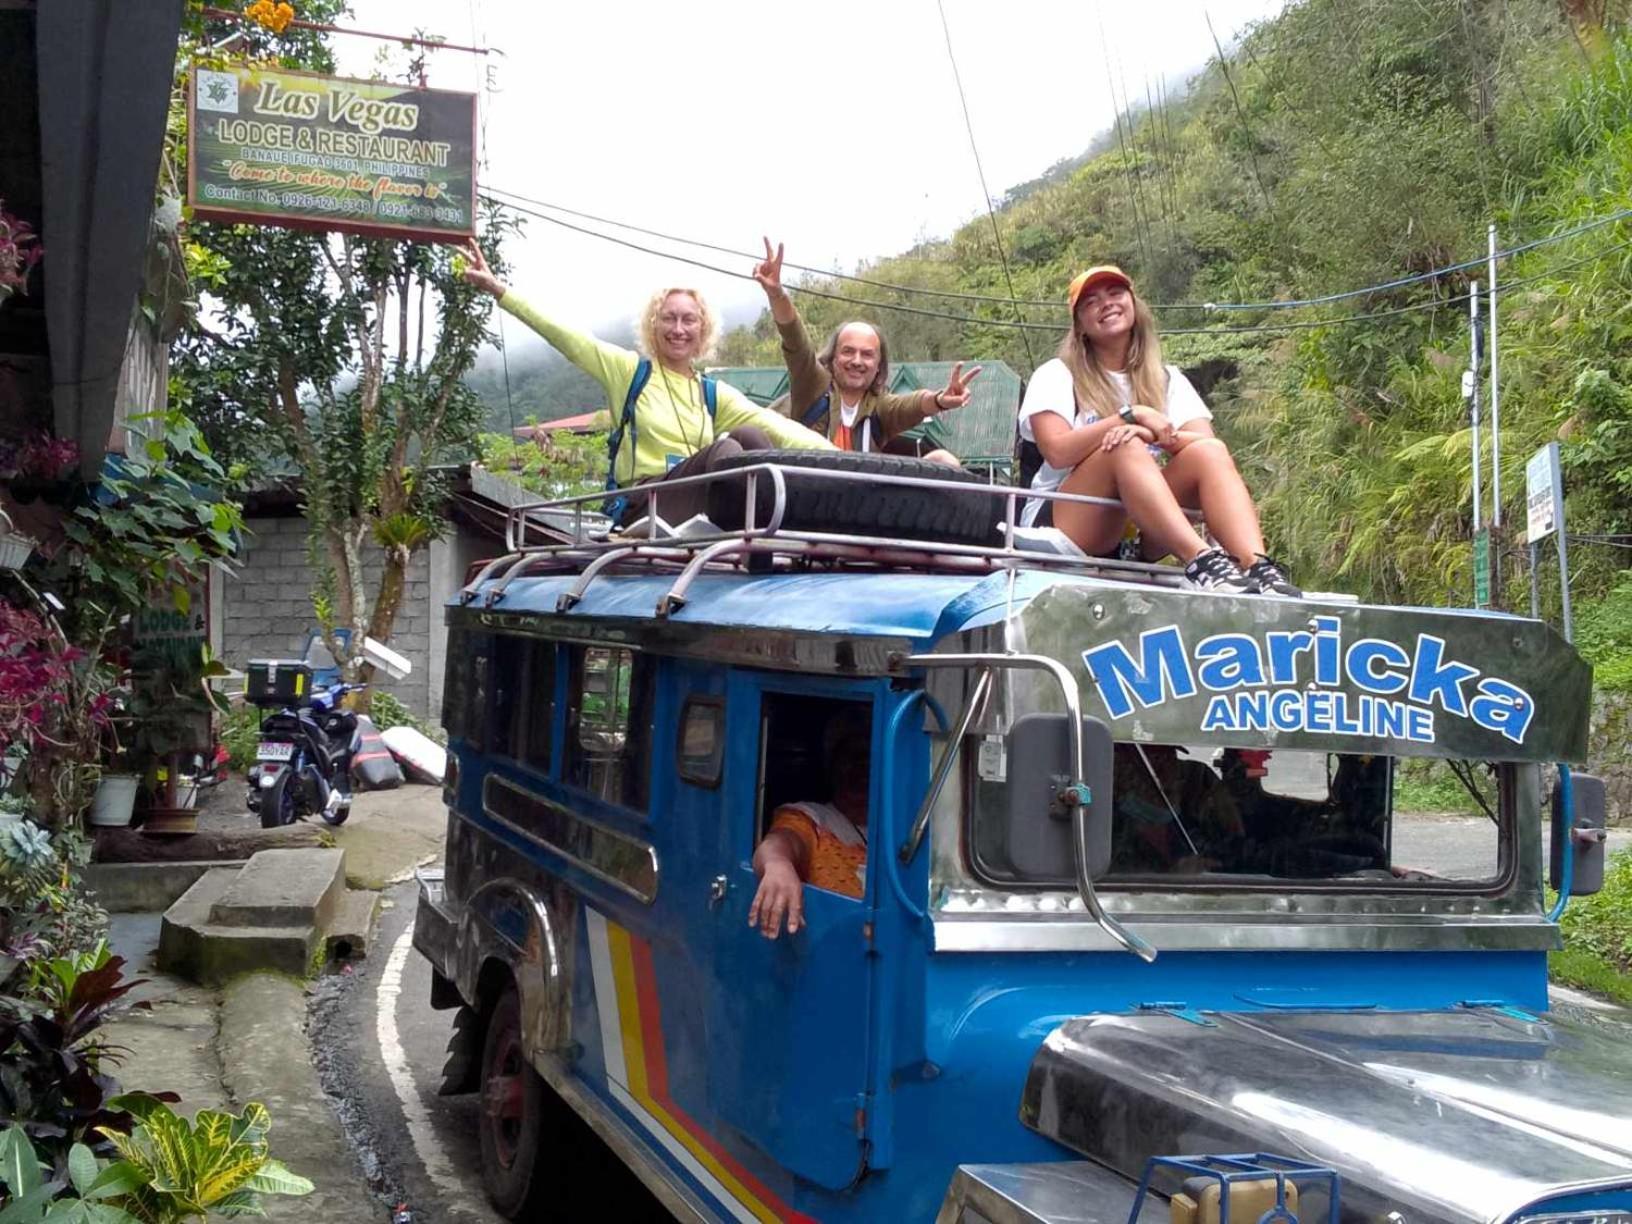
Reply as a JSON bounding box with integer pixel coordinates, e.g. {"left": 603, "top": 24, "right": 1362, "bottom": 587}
{"left": 336, "top": 0, "right": 1286, "bottom": 340}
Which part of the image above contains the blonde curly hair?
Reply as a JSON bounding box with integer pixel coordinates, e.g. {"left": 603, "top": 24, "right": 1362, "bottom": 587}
{"left": 636, "top": 288, "right": 721, "bottom": 365}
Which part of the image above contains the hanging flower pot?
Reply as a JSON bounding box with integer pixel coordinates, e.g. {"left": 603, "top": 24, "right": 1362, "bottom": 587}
{"left": 0, "top": 510, "right": 35, "bottom": 571}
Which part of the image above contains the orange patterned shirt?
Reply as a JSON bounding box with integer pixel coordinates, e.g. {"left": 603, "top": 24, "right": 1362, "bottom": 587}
{"left": 770, "top": 802, "right": 867, "bottom": 899}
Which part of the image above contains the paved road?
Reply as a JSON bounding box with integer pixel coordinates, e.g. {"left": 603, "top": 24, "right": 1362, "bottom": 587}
{"left": 314, "top": 880, "right": 665, "bottom": 1223}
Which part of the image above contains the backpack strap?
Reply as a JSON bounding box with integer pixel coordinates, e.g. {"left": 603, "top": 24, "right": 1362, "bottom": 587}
{"left": 800, "top": 390, "right": 831, "bottom": 431}
{"left": 701, "top": 374, "right": 718, "bottom": 420}
{"left": 605, "top": 358, "right": 653, "bottom": 494}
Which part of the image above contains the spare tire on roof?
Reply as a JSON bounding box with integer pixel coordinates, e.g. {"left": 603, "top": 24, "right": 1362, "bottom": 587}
{"left": 705, "top": 449, "right": 1001, "bottom": 548}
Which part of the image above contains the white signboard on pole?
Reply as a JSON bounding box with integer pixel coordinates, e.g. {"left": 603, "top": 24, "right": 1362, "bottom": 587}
{"left": 1526, "top": 443, "right": 1561, "bottom": 544}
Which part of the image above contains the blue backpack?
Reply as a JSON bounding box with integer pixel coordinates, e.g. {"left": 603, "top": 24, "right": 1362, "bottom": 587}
{"left": 604, "top": 359, "right": 718, "bottom": 520}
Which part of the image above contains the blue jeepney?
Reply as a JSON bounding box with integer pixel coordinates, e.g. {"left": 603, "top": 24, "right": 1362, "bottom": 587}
{"left": 411, "top": 461, "right": 1627, "bottom": 1224}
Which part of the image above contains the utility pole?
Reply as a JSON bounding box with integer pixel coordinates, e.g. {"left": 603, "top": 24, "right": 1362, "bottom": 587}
{"left": 1468, "top": 282, "right": 1489, "bottom": 608}
{"left": 1487, "top": 222, "right": 1503, "bottom": 602}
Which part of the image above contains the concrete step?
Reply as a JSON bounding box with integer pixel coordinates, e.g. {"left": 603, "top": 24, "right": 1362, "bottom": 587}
{"left": 158, "top": 848, "right": 373, "bottom": 986}
{"left": 208, "top": 848, "right": 345, "bottom": 930}
{"left": 159, "top": 868, "right": 322, "bottom": 984}
{"left": 325, "top": 888, "right": 380, "bottom": 962}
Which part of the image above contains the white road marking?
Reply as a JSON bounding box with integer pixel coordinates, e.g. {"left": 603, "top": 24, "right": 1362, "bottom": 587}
{"left": 377, "top": 925, "right": 486, "bottom": 1219}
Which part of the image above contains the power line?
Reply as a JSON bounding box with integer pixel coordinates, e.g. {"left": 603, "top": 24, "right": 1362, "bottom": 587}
{"left": 936, "top": 0, "right": 1036, "bottom": 367}
{"left": 491, "top": 192, "right": 1632, "bottom": 339}
{"left": 483, "top": 182, "right": 1632, "bottom": 315}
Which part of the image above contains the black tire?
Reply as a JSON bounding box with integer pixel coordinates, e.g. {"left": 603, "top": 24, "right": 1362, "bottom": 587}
{"left": 479, "top": 986, "right": 550, "bottom": 1219}
{"left": 705, "top": 448, "right": 1001, "bottom": 547}
{"left": 258, "top": 769, "right": 296, "bottom": 830}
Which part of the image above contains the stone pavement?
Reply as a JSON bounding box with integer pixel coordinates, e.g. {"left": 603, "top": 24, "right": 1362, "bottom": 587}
{"left": 106, "top": 916, "right": 384, "bottom": 1218}
{"left": 333, "top": 782, "right": 448, "bottom": 890}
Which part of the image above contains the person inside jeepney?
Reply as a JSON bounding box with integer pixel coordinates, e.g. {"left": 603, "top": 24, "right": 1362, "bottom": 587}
{"left": 750, "top": 239, "right": 982, "bottom": 468}
{"left": 748, "top": 710, "right": 871, "bottom": 939}
{"left": 461, "top": 240, "right": 834, "bottom": 527}
{"left": 1016, "top": 266, "right": 1301, "bottom": 595}
{"left": 1110, "top": 743, "right": 1246, "bottom": 874}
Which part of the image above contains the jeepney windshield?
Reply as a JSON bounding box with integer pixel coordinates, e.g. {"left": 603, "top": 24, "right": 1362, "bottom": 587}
{"left": 968, "top": 741, "right": 1509, "bottom": 888}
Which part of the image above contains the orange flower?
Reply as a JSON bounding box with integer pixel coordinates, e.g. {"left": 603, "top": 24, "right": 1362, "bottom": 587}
{"left": 245, "top": 0, "right": 294, "bottom": 34}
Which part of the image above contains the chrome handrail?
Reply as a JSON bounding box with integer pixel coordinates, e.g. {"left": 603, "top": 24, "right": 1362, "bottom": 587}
{"left": 891, "top": 650, "right": 1157, "bottom": 963}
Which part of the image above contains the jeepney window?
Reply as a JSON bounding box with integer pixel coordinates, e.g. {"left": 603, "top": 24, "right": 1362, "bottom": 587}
{"left": 450, "top": 634, "right": 492, "bottom": 752}
{"left": 565, "top": 646, "right": 654, "bottom": 809}
{"left": 755, "top": 693, "right": 872, "bottom": 840}
{"left": 441, "top": 631, "right": 471, "bottom": 740}
{"left": 488, "top": 636, "right": 554, "bottom": 771}
{"left": 677, "top": 696, "right": 725, "bottom": 789}
{"left": 969, "top": 743, "right": 1505, "bottom": 888}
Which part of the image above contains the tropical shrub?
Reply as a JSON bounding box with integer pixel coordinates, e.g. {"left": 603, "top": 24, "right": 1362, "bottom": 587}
{"left": 96, "top": 1096, "right": 313, "bottom": 1222}
{"left": 0, "top": 945, "right": 162, "bottom": 1164}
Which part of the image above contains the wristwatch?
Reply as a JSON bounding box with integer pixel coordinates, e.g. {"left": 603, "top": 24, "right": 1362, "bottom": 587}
{"left": 1118, "top": 405, "right": 1136, "bottom": 425}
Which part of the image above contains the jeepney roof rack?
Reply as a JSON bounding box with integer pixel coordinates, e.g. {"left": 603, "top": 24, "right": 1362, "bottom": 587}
{"left": 461, "top": 460, "right": 1202, "bottom": 617}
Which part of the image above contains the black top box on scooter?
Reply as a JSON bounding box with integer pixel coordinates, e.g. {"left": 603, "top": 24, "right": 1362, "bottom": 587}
{"left": 246, "top": 659, "right": 313, "bottom": 707}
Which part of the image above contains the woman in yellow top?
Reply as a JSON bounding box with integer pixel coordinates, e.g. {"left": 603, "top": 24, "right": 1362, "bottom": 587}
{"left": 461, "top": 241, "right": 833, "bottom": 525}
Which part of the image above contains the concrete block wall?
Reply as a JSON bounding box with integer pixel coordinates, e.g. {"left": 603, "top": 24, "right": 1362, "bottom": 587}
{"left": 221, "top": 515, "right": 433, "bottom": 716}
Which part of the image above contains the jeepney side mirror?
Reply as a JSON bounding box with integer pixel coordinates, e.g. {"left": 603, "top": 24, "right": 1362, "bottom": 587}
{"left": 1551, "top": 770, "right": 1608, "bottom": 898}
{"left": 1005, "top": 713, "right": 1114, "bottom": 881}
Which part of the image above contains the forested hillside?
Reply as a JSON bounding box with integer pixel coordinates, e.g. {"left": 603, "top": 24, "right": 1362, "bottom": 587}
{"left": 710, "top": 0, "right": 1632, "bottom": 673}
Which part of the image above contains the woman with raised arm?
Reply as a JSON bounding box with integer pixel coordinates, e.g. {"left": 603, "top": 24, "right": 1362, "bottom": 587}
{"left": 1017, "top": 266, "right": 1299, "bottom": 595}
{"left": 461, "top": 240, "right": 833, "bottom": 527}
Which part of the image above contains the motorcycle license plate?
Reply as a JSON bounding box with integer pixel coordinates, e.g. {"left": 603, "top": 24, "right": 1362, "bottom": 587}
{"left": 257, "top": 742, "right": 295, "bottom": 762}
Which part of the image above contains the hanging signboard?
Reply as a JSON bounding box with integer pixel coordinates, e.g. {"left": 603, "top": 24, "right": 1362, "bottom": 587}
{"left": 1526, "top": 442, "right": 1561, "bottom": 544}
{"left": 187, "top": 65, "right": 476, "bottom": 242}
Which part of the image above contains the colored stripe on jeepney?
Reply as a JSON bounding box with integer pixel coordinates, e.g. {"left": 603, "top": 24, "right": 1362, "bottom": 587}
{"left": 586, "top": 910, "right": 815, "bottom": 1224}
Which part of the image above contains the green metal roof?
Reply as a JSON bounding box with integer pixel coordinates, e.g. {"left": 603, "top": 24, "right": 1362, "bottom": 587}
{"left": 709, "top": 359, "right": 1022, "bottom": 468}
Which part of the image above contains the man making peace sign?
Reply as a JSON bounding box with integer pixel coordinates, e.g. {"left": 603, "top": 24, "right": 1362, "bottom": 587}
{"left": 752, "top": 239, "right": 982, "bottom": 468}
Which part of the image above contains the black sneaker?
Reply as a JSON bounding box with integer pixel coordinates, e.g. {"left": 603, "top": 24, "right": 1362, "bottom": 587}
{"left": 1183, "top": 548, "right": 1255, "bottom": 593}
{"left": 1244, "top": 554, "right": 1302, "bottom": 597}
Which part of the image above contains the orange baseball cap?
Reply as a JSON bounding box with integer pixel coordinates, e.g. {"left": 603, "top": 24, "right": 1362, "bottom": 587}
{"left": 1068, "top": 265, "right": 1133, "bottom": 313}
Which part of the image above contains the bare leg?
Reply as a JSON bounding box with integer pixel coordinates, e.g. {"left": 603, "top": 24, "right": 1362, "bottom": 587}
{"left": 922, "top": 449, "right": 961, "bottom": 469}
{"left": 1161, "top": 438, "right": 1265, "bottom": 567}
{"left": 1054, "top": 444, "right": 1207, "bottom": 561}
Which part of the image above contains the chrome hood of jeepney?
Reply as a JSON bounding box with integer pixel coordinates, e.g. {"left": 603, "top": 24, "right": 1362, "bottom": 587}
{"left": 989, "top": 579, "right": 1592, "bottom": 763}
{"left": 1022, "top": 1008, "right": 1632, "bottom": 1224}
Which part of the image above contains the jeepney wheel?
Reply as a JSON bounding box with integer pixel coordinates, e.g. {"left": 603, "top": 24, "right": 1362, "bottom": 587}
{"left": 479, "top": 985, "right": 549, "bottom": 1218}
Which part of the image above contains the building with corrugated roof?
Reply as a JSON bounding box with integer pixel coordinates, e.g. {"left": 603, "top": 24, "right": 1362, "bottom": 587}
{"left": 707, "top": 360, "right": 1023, "bottom": 472}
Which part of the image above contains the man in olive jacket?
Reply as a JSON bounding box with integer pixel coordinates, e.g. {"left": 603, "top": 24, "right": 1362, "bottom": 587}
{"left": 751, "top": 239, "right": 981, "bottom": 466}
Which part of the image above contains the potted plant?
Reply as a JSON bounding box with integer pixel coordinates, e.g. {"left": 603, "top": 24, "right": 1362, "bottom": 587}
{"left": 0, "top": 510, "right": 35, "bottom": 571}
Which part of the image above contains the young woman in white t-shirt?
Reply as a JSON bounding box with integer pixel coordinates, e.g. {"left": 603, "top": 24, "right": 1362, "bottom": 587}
{"left": 1017, "top": 265, "right": 1298, "bottom": 595}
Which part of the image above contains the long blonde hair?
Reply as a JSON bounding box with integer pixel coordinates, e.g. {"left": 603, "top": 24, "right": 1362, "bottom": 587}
{"left": 636, "top": 288, "right": 721, "bottom": 365}
{"left": 1057, "top": 290, "right": 1168, "bottom": 417}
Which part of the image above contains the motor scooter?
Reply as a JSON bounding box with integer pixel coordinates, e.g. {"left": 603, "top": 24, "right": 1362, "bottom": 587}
{"left": 244, "top": 661, "right": 363, "bottom": 829}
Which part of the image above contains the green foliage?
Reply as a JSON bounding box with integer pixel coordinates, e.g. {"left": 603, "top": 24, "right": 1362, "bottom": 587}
{"left": 0, "top": 950, "right": 155, "bottom": 1166}
{"left": 475, "top": 427, "right": 607, "bottom": 501}
{"left": 0, "top": 824, "right": 106, "bottom": 963}
{"left": 1557, "top": 847, "right": 1632, "bottom": 982}
{"left": 0, "top": 1129, "right": 142, "bottom": 1223}
{"left": 97, "top": 1096, "right": 313, "bottom": 1223}
{"left": 1574, "top": 570, "right": 1632, "bottom": 691}
{"left": 366, "top": 691, "right": 433, "bottom": 739}
{"left": 219, "top": 707, "right": 261, "bottom": 777}
{"left": 53, "top": 412, "right": 243, "bottom": 626}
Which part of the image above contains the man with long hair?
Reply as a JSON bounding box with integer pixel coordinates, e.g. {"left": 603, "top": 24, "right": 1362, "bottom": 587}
{"left": 751, "top": 239, "right": 981, "bottom": 467}
{"left": 462, "top": 240, "right": 830, "bottom": 527}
